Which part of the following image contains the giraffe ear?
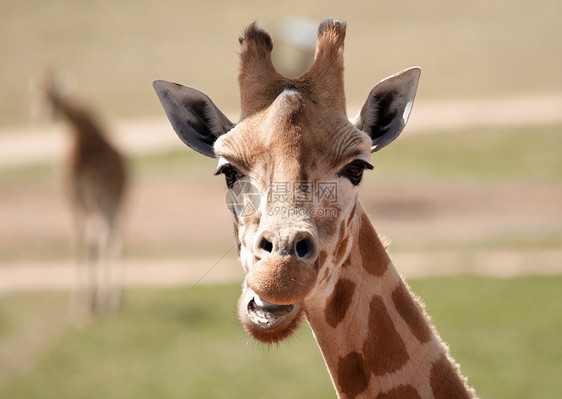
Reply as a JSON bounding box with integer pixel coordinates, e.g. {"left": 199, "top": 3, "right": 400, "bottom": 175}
{"left": 153, "top": 80, "right": 235, "bottom": 158}
{"left": 354, "top": 67, "right": 421, "bottom": 152}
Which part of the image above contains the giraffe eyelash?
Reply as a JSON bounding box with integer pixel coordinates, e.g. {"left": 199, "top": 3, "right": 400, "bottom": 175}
{"left": 337, "top": 159, "right": 374, "bottom": 185}
{"left": 215, "top": 163, "right": 244, "bottom": 188}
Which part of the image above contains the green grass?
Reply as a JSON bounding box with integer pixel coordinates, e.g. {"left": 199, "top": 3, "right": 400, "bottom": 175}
{"left": 414, "top": 276, "right": 562, "bottom": 399}
{"left": 387, "top": 235, "right": 562, "bottom": 254}
{"left": 373, "top": 124, "right": 562, "bottom": 183}
{"left": 0, "top": 163, "right": 54, "bottom": 184}
{"left": 0, "top": 292, "right": 71, "bottom": 381}
{"left": 1, "top": 276, "right": 561, "bottom": 398}
{"left": 130, "top": 148, "right": 216, "bottom": 178}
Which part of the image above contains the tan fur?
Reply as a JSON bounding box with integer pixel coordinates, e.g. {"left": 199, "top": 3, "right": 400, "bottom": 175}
{"left": 157, "top": 18, "right": 476, "bottom": 399}
{"left": 306, "top": 205, "right": 475, "bottom": 398}
{"left": 246, "top": 253, "right": 318, "bottom": 305}
{"left": 238, "top": 19, "right": 348, "bottom": 121}
{"left": 226, "top": 21, "right": 475, "bottom": 398}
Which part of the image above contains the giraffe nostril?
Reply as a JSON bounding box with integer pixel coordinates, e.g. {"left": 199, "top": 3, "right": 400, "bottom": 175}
{"left": 259, "top": 237, "right": 273, "bottom": 253}
{"left": 295, "top": 237, "right": 312, "bottom": 259}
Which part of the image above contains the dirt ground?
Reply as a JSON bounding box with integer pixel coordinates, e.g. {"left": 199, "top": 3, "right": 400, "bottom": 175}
{"left": 1, "top": 171, "right": 561, "bottom": 295}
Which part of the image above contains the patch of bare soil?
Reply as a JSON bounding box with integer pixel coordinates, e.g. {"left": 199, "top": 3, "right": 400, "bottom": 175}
{"left": 1, "top": 174, "right": 561, "bottom": 294}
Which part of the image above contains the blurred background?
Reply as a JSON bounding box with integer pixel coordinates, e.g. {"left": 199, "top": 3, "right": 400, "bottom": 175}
{"left": 1, "top": 0, "right": 561, "bottom": 398}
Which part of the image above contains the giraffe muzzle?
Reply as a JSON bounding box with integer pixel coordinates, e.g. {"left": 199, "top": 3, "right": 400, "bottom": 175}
{"left": 245, "top": 254, "right": 318, "bottom": 306}
{"left": 247, "top": 228, "right": 319, "bottom": 305}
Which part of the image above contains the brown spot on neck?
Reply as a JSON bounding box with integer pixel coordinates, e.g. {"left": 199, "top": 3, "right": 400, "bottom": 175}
{"left": 358, "top": 213, "right": 389, "bottom": 276}
{"left": 337, "top": 352, "right": 369, "bottom": 398}
{"left": 317, "top": 218, "right": 338, "bottom": 239}
{"left": 363, "top": 295, "right": 409, "bottom": 376}
{"left": 325, "top": 278, "right": 356, "bottom": 328}
{"left": 391, "top": 281, "right": 432, "bottom": 344}
{"left": 375, "top": 385, "right": 422, "bottom": 399}
{"left": 430, "top": 354, "right": 473, "bottom": 399}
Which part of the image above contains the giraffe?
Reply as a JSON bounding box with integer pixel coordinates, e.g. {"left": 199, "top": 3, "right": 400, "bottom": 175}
{"left": 32, "top": 71, "right": 128, "bottom": 317}
{"left": 154, "top": 19, "right": 477, "bottom": 398}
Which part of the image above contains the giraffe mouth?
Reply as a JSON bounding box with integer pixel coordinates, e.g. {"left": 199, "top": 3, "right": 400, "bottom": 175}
{"left": 247, "top": 295, "right": 296, "bottom": 326}
{"left": 238, "top": 288, "right": 304, "bottom": 343}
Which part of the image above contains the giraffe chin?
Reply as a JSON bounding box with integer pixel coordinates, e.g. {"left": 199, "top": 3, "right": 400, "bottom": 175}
{"left": 238, "top": 288, "right": 304, "bottom": 344}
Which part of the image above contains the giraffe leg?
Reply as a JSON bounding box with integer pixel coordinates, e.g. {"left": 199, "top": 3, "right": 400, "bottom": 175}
{"left": 69, "top": 212, "right": 97, "bottom": 323}
{"left": 96, "top": 223, "right": 112, "bottom": 314}
{"left": 87, "top": 229, "right": 106, "bottom": 316}
{"left": 85, "top": 217, "right": 100, "bottom": 315}
{"left": 110, "top": 223, "right": 125, "bottom": 311}
{"left": 107, "top": 225, "right": 125, "bottom": 313}
{"left": 97, "top": 218, "right": 124, "bottom": 314}
{"left": 69, "top": 212, "right": 85, "bottom": 321}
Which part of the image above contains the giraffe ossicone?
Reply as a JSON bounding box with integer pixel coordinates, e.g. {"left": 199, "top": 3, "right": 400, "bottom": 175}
{"left": 154, "top": 18, "right": 476, "bottom": 399}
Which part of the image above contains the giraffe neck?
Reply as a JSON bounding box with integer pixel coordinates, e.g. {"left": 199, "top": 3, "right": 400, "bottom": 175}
{"left": 303, "top": 203, "right": 475, "bottom": 399}
{"left": 50, "top": 94, "right": 108, "bottom": 149}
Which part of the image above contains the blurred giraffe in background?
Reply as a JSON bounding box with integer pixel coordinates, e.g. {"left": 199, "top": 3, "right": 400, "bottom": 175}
{"left": 31, "top": 71, "right": 128, "bottom": 318}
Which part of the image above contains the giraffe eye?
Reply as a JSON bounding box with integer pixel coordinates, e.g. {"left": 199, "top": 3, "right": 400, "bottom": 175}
{"left": 338, "top": 160, "right": 374, "bottom": 186}
{"left": 215, "top": 163, "right": 243, "bottom": 188}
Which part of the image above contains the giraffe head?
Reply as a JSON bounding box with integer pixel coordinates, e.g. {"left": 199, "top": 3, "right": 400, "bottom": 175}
{"left": 29, "top": 69, "right": 74, "bottom": 121}
{"left": 154, "top": 19, "right": 420, "bottom": 343}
